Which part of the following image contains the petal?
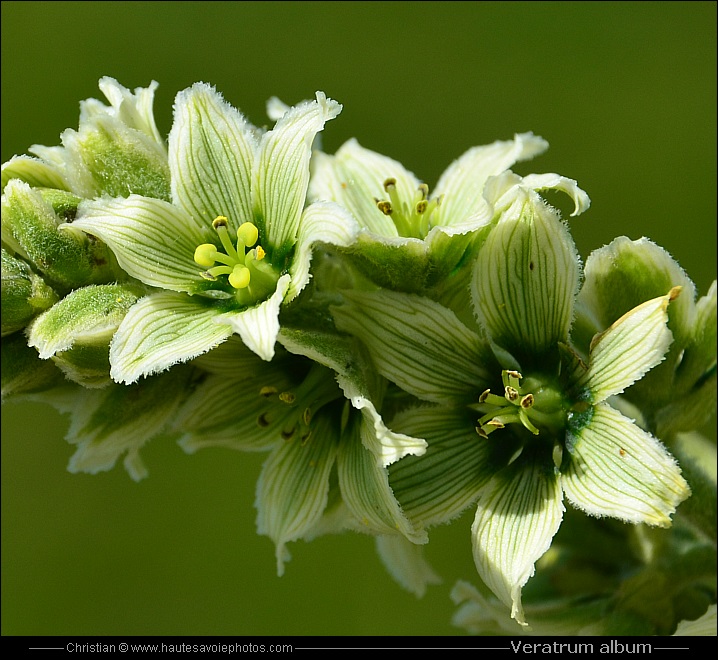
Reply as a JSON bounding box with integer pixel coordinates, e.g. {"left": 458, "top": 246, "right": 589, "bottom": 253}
{"left": 375, "top": 535, "right": 442, "bottom": 597}
{"left": 471, "top": 186, "right": 580, "bottom": 364}
{"left": 575, "top": 236, "right": 697, "bottom": 352}
{"left": 255, "top": 410, "right": 338, "bottom": 576}
{"left": 2, "top": 155, "right": 69, "bottom": 191}
{"left": 65, "top": 368, "right": 192, "bottom": 481}
{"left": 337, "top": 412, "right": 427, "bottom": 544}
{"left": 255, "top": 92, "right": 341, "bottom": 258}
{"left": 338, "top": 374, "right": 427, "bottom": 467}
{"left": 388, "top": 405, "right": 493, "bottom": 527}
{"left": 286, "top": 200, "right": 359, "bottom": 302}
{"left": 216, "top": 274, "right": 291, "bottom": 361}
{"left": 434, "top": 132, "right": 549, "bottom": 226}
{"left": 96, "top": 77, "right": 165, "bottom": 147}
{"left": 562, "top": 403, "right": 690, "bottom": 527}
{"left": 673, "top": 604, "right": 717, "bottom": 636}
{"left": 27, "top": 283, "right": 140, "bottom": 358}
{"left": 332, "top": 289, "right": 496, "bottom": 405}
{"left": 169, "top": 83, "right": 257, "bottom": 232}
{"left": 109, "top": 292, "right": 232, "bottom": 384}
{"left": 309, "top": 138, "right": 420, "bottom": 237}
{"left": 579, "top": 288, "right": 678, "bottom": 403}
{"left": 521, "top": 172, "right": 591, "bottom": 217}
{"left": 175, "top": 367, "right": 296, "bottom": 454}
{"left": 60, "top": 78, "right": 170, "bottom": 200}
{"left": 74, "top": 196, "right": 208, "bottom": 292}
{"left": 471, "top": 453, "right": 564, "bottom": 626}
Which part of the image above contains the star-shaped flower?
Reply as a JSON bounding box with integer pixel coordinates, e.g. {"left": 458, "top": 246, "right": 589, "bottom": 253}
{"left": 331, "top": 171, "right": 690, "bottom": 626}
{"left": 70, "top": 84, "right": 358, "bottom": 383}
{"left": 308, "top": 131, "right": 584, "bottom": 299}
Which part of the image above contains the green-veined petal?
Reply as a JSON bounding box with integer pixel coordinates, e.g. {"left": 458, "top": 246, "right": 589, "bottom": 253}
{"left": 434, "top": 132, "right": 549, "bottom": 226}
{"left": 309, "top": 138, "right": 420, "bottom": 237}
{"left": 1, "top": 155, "right": 69, "bottom": 191}
{"left": 65, "top": 368, "right": 191, "bottom": 481}
{"left": 216, "top": 273, "right": 290, "bottom": 361}
{"left": 332, "top": 289, "right": 496, "bottom": 405}
{"left": 338, "top": 373, "right": 427, "bottom": 467}
{"left": 74, "top": 196, "right": 207, "bottom": 292}
{"left": 286, "top": 200, "right": 359, "bottom": 302}
{"left": 471, "top": 452, "right": 564, "bottom": 626}
{"left": 175, "top": 370, "right": 295, "bottom": 454}
{"left": 169, "top": 83, "right": 257, "bottom": 232}
{"left": 255, "top": 92, "right": 341, "bottom": 258}
{"left": 375, "top": 535, "right": 442, "bottom": 597}
{"left": 578, "top": 289, "right": 678, "bottom": 403}
{"left": 471, "top": 186, "right": 580, "bottom": 364}
{"left": 255, "top": 410, "right": 339, "bottom": 576}
{"left": 562, "top": 403, "right": 690, "bottom": 527}
{"left": 337, "top": 412, "right": 427, "bottom": 544}
{"left": 109, "top": 291, "right": 232, "bottom": 384}
{"left": 389, "top": 405, "right": 493, "bottom": 527}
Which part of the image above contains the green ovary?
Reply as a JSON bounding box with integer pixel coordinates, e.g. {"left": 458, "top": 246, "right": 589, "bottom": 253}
{"left": 194, "top": 216, "right": 280, "bottom": 305}
{"left": 473, "top": 370, "right": 568, "bottom": 468}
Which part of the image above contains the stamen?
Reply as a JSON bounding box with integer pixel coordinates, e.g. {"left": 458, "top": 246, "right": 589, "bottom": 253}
{"left": 229, "top": 265, "right": 250, "bottom": 289}
{"left": 194, "top": 244, "right": 218, "bottom": 268}
{"left": 236, "top": 222, "right": 259, "bottom": 248}
{"left": 377, "top": 200, "right": 393, "bottom": 215}
{"left": 279, "top": 391, "right": 296, "bottom": 405}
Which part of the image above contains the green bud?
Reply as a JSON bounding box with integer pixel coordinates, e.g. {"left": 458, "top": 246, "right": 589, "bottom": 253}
{"left": 28, "top": 283, "right": 143, "bottom": 388}
{"left": 1, "top": 333, "right": 64, "bottom": 402}
{"left": 1, "top": 248, "right": 59, "bottom": 336}
{"left": 1, "top": 180, "right": 115, "bottom": 291}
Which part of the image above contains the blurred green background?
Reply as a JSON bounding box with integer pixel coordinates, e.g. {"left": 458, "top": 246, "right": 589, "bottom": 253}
{"left": 2, "top": 1, "right": 715, "bottom": 637}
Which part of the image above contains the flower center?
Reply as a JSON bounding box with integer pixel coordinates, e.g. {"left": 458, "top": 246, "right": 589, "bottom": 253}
{"left": 375, "top": 178, "right": 443, "bottom": 239}
{"left": 194, "top": 216, "right": 280, "bottom": 305}
{"left": 473, "top": 370, "right": 567, "bottom": 467}
{"left": 256, "top": 364, "right": 344, "bottom": 443}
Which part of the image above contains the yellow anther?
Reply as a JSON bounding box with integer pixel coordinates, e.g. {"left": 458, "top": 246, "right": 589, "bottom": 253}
{"left": 377, "top": 200, "right": 393, "bottom": 215}
{"left": 416, "top": 200, "right": 428, "bottom": 214}
{"left": 505, "top": 386, "right": 519, "bottom": 402}
{"left": 229, "top": 265, "right": 250, "bottom": 289}
{"left": 260, "top": 386, "right": 278, "bottom": 397}
{"left": 520, "top": 394, "right": 534, "bottom": 409}
{"left": 212, "top": 215, "right": 229, "bottom": 229}
{"left": 418, "top": 183, "right": 429, "bottom": 199}
{"left": 255, "top": 245, "right": 266, "bottom": 261}
{"left": 236, "top": 222, "right": 259, "bottom": 247}
{"left": 279, "top": 391, "right": 296, "bottom": 405}
{"left": 383, "top": 177, "right": 397, "bottom": 192}
{"left": 194, "top": 243, "right": 218, "bottom": 268}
